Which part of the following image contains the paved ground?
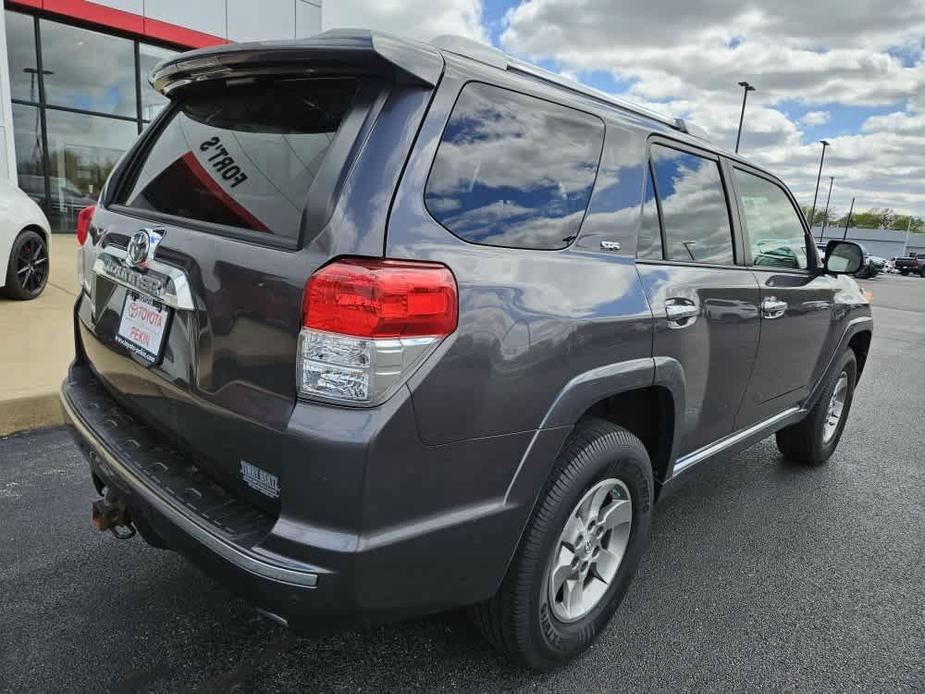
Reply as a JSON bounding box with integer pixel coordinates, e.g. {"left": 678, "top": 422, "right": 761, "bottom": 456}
{"left": 0, "top": 235, "right": 77, "bottom": 434}
{"left": 1, "top": 274, "right": 923, "bottom": 693}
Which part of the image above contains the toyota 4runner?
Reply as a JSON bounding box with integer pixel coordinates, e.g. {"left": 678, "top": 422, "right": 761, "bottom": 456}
{"left": 61, "top": 31, "right": 873, "bottom": 669}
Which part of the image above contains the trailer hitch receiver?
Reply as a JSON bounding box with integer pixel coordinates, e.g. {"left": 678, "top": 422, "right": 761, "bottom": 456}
{"left": 91, "top": 494, "right": 136, "bottom": 539}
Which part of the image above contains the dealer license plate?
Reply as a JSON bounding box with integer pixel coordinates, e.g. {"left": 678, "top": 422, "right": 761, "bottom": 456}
{"left": 115, "top": 293, "right": 171, "bottom": 364}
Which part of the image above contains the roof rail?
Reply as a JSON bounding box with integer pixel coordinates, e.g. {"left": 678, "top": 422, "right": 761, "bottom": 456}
{"left": 430, "top": 34, "right": 707, "bottom": 140}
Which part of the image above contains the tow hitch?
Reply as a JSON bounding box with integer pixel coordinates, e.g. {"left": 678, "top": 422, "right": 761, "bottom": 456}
{"left": 91, "top": 493, "right": 136, "bottom": 539}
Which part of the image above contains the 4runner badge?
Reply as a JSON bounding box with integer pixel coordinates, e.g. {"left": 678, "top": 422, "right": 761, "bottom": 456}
{"left": 240, "top": 460, "right": 280, "bottom": 499}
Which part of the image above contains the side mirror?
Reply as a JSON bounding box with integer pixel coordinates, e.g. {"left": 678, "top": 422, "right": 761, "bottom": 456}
{"left": 824, "top": 241, "right": 864, "bottom": 275}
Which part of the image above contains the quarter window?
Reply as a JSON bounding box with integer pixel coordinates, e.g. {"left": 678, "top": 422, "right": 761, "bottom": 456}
{"left": 735, "top": 169, "right": 809, "bottom": 269}
{"left": 650, "top": 144, "right": 734, "bottom": 265}
{"left": 425, "top": 83, "right": 605, "bottom": 250}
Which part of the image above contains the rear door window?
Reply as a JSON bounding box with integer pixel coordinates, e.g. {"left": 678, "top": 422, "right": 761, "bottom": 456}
{"left": 121, "top": 78, "right": 357, "bottom": 242}
{"left": 650, "top": 144, "right": 735, "bottom": 265}
{"left": 425, "top": 82, "right": 605, "bottom": 250}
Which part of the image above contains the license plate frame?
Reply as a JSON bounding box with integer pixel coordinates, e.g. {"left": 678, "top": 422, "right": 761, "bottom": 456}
{"left": 115, "top": 292, "right": 172, "bottom": 365}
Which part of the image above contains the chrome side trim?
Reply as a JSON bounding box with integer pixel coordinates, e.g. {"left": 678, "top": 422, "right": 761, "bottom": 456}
{"left": 673, "top": 407, "right": 801, "bottom": 475}
{"left": 92, "top": 247, "right": 194, "bottom": 311}
{"left": 60, "top": 390, "right": 318, "bottom": 588}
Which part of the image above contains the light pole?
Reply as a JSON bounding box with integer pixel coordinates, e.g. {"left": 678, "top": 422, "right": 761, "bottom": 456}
{"left": 23, "top": 67, "right": 53, "bottom": 167}
{"left": 819, "top": 176, "right": 834, "bottom": 242}
{"left": 843, "top": 196, "right": 855, "bottom": 240}
{"left": 809, "top": 139, "right": 830, "bottom": 228}
{"left": 735, "top": 81, "right": 756, "bottom": 153}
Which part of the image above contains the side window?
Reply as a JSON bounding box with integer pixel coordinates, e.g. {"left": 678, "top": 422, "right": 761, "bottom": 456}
{"left": 734, "top": 169, "right": 809, "bottom": 269}
{"left": 425, "top": 83, "right": 605, "bottom": 250}
{"left": 650, "top": 144, "right": 735, "bottom": 265}
{"left": 636, "top": 167, "right": 662, "bottom": 260}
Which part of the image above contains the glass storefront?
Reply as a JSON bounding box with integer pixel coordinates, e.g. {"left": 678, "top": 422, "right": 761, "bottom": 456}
{"left": 6, "top": 9, "right": 180, "bottom": 231}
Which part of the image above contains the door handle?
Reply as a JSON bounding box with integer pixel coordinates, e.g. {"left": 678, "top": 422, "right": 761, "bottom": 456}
{"left": 665, "top": 298, "right": 699, "bottom": 328}
{"left": 761, "top": 297, "right": 788, "bottom": 319}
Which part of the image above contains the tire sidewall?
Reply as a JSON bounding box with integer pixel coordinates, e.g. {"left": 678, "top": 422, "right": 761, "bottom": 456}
{"left": 522, "top": 426, "right": 653, "bottom": 665}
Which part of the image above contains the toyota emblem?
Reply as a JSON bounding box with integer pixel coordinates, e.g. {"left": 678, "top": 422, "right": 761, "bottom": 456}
{"left": 125, "top": 228, "right": 164, "bottom": 270}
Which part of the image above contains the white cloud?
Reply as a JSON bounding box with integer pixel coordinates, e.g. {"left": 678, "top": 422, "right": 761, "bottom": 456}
{"left": 323, "top": 0, "right": 487, "bottom": 42}
{"left": 800, "top": 111, "right": 831, "bottom": 126}
{"left": 501, "top": 0, "right": 925, "bottom": 217}
{"left": 322, "top": 0, "right": 925, "bottom": 217}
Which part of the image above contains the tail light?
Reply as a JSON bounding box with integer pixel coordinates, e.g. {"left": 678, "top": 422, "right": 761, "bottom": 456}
{"left": 75, "top": 205, "right": 96, "bottom": 294}
{"left": 298, "top": 258, "right": 458, "bottom": 406}
{"left": 76, "top": 205, "right": 95, "bottom": 246}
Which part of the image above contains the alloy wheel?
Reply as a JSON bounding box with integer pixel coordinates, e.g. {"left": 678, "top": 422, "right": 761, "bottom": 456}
{"left": 15, "top": 236, "right": 48, "bottom": 295}
{"left": 822, "top": 370, "right": 849, "bottom": 444}
{"left": 547, "top": 478, "right": 632, "bottom": 623}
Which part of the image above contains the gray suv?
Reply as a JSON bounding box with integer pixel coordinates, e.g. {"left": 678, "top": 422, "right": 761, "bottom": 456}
{"left": 61, "top": 31, "right": 873, "bottom": 669}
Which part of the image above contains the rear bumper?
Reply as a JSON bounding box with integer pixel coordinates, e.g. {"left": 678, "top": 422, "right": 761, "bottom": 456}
{"left": 60, "top": 363, "right": 547, "bottom": 630}
{"left": 61, "top": 370, "right": 330, "bottom": 629}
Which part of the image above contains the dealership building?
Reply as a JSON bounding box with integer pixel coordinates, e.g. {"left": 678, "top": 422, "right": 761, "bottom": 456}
{"left": 0, "top": 0, "right": 324, "bottom": 232}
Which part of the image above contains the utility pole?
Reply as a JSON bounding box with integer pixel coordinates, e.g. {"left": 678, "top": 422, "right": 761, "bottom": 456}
{"left": 735, "top": 81, "right": 756, "bottom": 153}
{"left": 843, "top": 197, "right": 855, "bottom": 240}
{"left": 809, "top": 140, "right": 830, "bottom": 228}
{"left": 902, "top": 215, "right": 912, "bottom": 256}
{"left": 819, "top": 176, "right": 834, "bottom": 242}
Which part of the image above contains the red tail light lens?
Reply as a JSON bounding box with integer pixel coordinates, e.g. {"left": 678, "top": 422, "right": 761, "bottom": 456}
{"left": 304, "top": 258, "right": 458, "bottom": 338}
{"left": 76, "top": 205, "right": 95, "bottom": 246}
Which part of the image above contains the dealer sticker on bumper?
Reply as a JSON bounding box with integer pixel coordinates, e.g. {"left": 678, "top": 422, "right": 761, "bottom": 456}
{"left": 240, "top": 460, "right": 280, "bottom": 499}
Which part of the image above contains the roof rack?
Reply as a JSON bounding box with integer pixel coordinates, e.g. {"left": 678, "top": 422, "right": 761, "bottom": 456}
{"left": 430, "top": 34, "right": 710, "bottom": 142}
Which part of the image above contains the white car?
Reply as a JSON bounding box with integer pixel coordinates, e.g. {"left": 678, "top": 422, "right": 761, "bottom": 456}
{"left": 0, "top": 178, "right": 52, "bottom": 300}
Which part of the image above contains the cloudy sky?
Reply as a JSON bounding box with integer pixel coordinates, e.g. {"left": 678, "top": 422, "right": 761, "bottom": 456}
{"left": 326, "top": 0, "right": 925, "bottom": 220}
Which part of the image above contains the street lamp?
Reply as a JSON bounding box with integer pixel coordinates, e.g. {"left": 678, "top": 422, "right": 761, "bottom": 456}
{"left": 809, "top": 139, "right": 830, "bottom": 229}
{"left": 735, "top": 81, "right": 756, "bottom": 153}
{"left": 23, "top": 66, "right": 53, "bottom": 102}
{"left": 819, "top": 176, "right": 834, "bottom": 242}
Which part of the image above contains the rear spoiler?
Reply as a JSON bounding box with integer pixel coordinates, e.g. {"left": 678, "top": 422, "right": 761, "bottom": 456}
{"left": 150, "top": 29, "right": 445, "bottom": 96}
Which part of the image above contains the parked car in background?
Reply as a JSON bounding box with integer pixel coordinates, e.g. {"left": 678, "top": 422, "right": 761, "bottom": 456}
{"left": 19, "top": 174, "right": 97, "bottom": 216}
{"left": 866, "top": 255, "right": 886, "bottom": 277}
{"left": 60, "top": 31, "right": 874, "bottom": 669}
{"left": 894, "top": 253, "right": 925, "bottom": 276}
{"left": 0, "top": 178, "right": 52, "bottom": 300}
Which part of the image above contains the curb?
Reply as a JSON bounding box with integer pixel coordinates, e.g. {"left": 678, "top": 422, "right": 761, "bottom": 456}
{"left": 0, "top": 392, "right": 65, "bottom": 436}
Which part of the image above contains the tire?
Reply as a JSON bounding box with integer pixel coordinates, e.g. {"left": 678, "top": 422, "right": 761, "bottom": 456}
{"left": 470, "top": 418, "right": 653, "bottom": 669}
{"left": 776, "top": 349, "right": 857, "bottom": 465}
{"left": 919, "top": 268, "right": 925, "bottom": 278}
{"left": 3, "top": 229, "right": 49, "bottom": 300}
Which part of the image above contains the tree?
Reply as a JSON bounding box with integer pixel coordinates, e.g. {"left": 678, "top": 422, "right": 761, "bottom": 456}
{"left": 835, "top": 207, "right": 896, "bottom": 229}
{"left": 890, "top": 215, "right": 925, "bottom": 233}
{"left": 800, "top": 206, "right": 831, "bottom": 227}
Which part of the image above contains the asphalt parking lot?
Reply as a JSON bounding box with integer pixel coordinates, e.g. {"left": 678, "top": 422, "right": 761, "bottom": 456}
{"left": 1, "top": 273, "right": 923, "bottom": 693}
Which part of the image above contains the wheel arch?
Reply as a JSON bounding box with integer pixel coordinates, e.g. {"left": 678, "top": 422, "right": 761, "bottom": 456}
{"left": 848, "top": 329, "right": 872, "bottom": 379}
{"left": 507, "top": 357, "right": 685, "bottom": 507}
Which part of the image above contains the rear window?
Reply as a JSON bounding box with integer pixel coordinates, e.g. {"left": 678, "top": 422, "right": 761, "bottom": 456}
{"left": 121, "top": 78, "right": 357, "bottom": 242}
{"left": 424, "top": 82, "right": 604, "bottom": 250}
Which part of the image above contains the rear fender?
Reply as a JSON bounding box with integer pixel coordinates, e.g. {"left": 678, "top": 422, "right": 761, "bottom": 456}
{"left": 494, "top": 358, "right": 684, "bottom": 590}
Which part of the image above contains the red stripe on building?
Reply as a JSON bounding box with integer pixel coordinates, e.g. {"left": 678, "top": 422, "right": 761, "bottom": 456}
{"left": 180, "top": 152, "right": 270, "bottom": 233}
{"left": 7, "top": 0, "right": 229, "bottom": 48}
{"left": 142, "top": 16, "right": 227, "bottom": 49}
